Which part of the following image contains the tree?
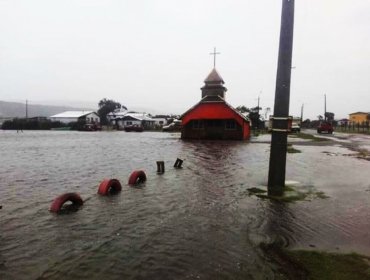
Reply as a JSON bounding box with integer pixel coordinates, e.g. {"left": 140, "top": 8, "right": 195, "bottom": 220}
{"left": 236, "top": 105, "right": 262, "bottom": 129}
{"left": 325, "top": 112, "right": 335, "bottom": 121}
{"left": 98, "top": 98, "right": 122, "bottom": 125}
{"left": 248, "top": 106, "right": 262, "bottom": 129}
{"left": 236, "top": 105, "right": 249, "bottom": 114}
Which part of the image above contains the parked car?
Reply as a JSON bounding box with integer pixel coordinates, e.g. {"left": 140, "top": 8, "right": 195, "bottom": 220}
{"left": 317, "top": 121, "right": 333, "bottom": 134}
{"left": 124, "top": 124, "right": 143, "bottom": 132}
{"left": 80, "top": 123, "right": 101, "bottom": 131}
{"left": 162, "top": 120, "right": 182, "bottom": 132}
{"left": 290, "top": 123, "right": 301, "bottom": 133}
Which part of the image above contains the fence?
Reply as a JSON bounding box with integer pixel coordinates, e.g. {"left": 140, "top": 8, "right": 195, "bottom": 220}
{"left": 334, "top": 122, "right": 370, "bottom": 133}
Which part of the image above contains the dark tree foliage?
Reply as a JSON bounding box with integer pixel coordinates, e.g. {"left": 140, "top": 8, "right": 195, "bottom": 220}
{"left": 248, "top": 106, "right": 262, "bottom": 129}
{"left": 301, "top": 119, "right": 311, "bottom": 128}
{"left": 325, "top": 112, "right": 335, "bottom": 121}
{"left": 1, "top": 118, "right": 66, "bottom": 130}
{"left": 236, "top": 105, "right": 263, "bottom": 129}
{"left": 98, "top": 98, "right": 122, "bottom": 125}
{"left": 236, "top": 105, "right": 249, "bottom": 113}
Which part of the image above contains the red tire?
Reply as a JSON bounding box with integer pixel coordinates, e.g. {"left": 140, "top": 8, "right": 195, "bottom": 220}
{"left": 97, "top": 179, "right": 122, "bottom": 195}
{"left": 128, "top": 170, "right": 147, "bottom": 185}
{"left": 50, "top": 193, "right": 83, "bottom": 213}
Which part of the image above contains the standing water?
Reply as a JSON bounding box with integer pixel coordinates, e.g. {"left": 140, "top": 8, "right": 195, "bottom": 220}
{"left": 1, "top": 131, "right": 369, "bottom": 279}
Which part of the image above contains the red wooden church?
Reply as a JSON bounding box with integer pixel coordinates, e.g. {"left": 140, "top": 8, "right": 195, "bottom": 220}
{"left": 181, "top": 68, "right": 250, "bottom": 140}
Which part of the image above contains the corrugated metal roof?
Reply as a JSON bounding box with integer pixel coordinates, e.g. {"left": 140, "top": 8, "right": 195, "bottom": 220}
{"left": 114, "top": 112, "right": 155, "bottom": 121}
{"left": 49, "top": 111, "right": 95, "bottom": 118}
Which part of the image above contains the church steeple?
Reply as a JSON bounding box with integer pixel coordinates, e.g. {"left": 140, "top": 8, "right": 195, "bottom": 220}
{"left": 201, "top": 68, "right": 227, "bottom": 99}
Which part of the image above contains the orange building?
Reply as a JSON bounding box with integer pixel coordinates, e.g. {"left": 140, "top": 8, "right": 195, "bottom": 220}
{"left": 181, "top": 68, "right": 250, "bottom": 140}
{"left": 349, "top": 112, "right": 370, "bottom": 124}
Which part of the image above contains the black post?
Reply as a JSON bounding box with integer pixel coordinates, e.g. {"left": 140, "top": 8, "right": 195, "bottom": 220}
{"left": 324, "top": 94, "right": 327, "bottom": 121}
{"left": 268, "top": 0, "right": 295, "bottom": 196}
{"left": 300, "top": 103, "right": 304, "bottom": 123}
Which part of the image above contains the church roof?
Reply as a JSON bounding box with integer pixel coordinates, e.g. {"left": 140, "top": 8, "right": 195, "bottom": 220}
{"left": 180, "top": 95, "right": 250, "bottom": 123}
{"left": 204, "top": 68, "right": 224, "bottom": 84}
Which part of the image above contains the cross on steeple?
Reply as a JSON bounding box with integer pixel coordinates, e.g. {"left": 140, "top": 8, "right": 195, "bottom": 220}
{"left": 210, "top": 47, "right": 220, "bottom": 68}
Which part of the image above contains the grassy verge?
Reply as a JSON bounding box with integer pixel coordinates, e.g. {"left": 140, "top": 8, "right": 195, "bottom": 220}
{"left": 247, "top": 184, "right": 329, "bottom": 203}
{"left": 287, "top": 144, "right": 301, "bottom": 153}
{"left": 261, "top": 243, "right": 370, "bottom": 280}
{"left": 295, "top": 133, "right": 329, "bottom": 142}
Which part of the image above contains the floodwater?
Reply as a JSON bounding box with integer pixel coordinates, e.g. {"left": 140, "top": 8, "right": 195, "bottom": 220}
{"left": 0, "top": 131, "right": 369, "bottom": 279}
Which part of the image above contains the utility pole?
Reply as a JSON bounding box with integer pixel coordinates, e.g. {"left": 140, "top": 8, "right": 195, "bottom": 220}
{"left": 300, "top": 103, "right": 304, "bottom": 122}
{"left": 268, "top": 0, "right": 295, "bottom": 196}
{"left": 324, "top": 94, "right": 327, "bottom": 121}
{"left": 257, "top": 95, "right": 260, "bottom": 128}
{"left": 26, "top": 99, "right": 28, "bottom": 119}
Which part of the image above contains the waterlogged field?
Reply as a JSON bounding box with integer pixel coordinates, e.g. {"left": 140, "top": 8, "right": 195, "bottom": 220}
{"left": 0, "top": 131, "right": 369, "bottom": 279}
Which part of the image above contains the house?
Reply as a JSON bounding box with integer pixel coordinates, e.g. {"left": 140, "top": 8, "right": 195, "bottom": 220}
{"left": 181, "top": 68, "right": 250, "bottom": 140}
{"left": 115, "top": 112, "right": 155, "bottom": 129}
{"left": 349, "top": 112, "right": 370, "bottom": 124}
{"left": 152, "top": 115, "right": 170, "bottom": 127}
{"left": 337, "top": 118, "right": 349, "bottom": 126}
{"left": 107, "top": 108, "right": 128, "bottom": 123}
{"left": 49, "top": 111, "right": 100, "bottom": 124}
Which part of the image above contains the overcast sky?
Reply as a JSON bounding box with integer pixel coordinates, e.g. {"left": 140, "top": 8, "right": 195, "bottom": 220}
{"left": 0, "top": 0, "right": 369, "bottom": 119}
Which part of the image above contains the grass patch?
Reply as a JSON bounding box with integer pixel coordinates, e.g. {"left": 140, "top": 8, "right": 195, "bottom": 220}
{"left": 295, "top": 133, "right": 329, "bottom": 142}
{"left": 252, "top": 184, "right": 329, "bottom": 203}
{"left": 261, "top": 243, "right": 370, "bottom": 280}
{"left": 315, "top": 191, "right": 330, "bottom": 199}
{"left": 287, "top": 250, "right": 370, "bottom": 280}
{"left": 247, "top": 187, "right": 267, "bottom": 194}
{"left": 287, "top": 144, "right": 301, "bottom": 153}
{"left": 355, "top": 149, "right": 370, "bottom": 161}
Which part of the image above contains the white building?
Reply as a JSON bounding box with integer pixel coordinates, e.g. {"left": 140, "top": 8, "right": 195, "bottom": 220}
{"left": 114, "top": 112, "right": 155, "bottom": 129}
{"left": 152, "top": 115, "right": 169, "bottom": 127}
{"left": 49, "top": 111, "right": 100, "bottom": 124}
{"left": 107, "top": 108, "right": 128, "bottom": 123}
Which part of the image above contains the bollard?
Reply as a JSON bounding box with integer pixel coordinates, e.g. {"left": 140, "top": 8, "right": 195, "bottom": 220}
{"left": 156, "top": 161, "right": 165, "bottom": 174}
{"left": 174, "top": 158, "right": 184, "bottom": 169}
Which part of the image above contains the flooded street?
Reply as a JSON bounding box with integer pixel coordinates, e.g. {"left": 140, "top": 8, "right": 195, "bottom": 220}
{"left": 1, "top": 130, "right": 369, "bottom": 279}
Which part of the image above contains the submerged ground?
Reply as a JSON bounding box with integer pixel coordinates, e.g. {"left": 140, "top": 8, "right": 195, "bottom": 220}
{"left": 0, "top": 130, "right": 369, "bottom": 279}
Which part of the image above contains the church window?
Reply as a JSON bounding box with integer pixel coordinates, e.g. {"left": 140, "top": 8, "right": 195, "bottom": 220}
{"left": 192, "top": 120, "right": 204, "bottom": 129}
{"left": 225, "top": 120, "right": 236, "bottom": 130}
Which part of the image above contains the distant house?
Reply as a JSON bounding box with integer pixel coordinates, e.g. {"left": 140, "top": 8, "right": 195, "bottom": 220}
{"left": 181, "top": 68, "right": 250, "bottom": 140}
{"left": 349, "top": 112, "right": 370, "bottom": 124}
{"left": 107, "top": 108, "right": 128, "bottom": 123}
{"left": 152, "top": 115, "right": 170, "bottom": 127}
{"left": 115, "top": 112, "right": 155, "bottom": 129}
{"left": 49, "top": 111, "right": 100, "bottom": 124}
{"left": 337, "top": 119, "right": 349, "bottom": 126}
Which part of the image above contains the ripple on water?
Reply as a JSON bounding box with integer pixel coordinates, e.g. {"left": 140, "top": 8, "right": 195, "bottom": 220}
{"left": 0, "top": 131, "right": 370, "bottom": 279}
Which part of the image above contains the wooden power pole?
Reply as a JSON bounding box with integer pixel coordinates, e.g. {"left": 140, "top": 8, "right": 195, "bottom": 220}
{"left": 268, "top": 0, "right": 295, "bottom": 196}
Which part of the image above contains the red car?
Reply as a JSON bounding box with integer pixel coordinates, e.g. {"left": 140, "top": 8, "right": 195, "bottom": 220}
{"left": 317, "top": 121, "right": 333, "bottom": 134}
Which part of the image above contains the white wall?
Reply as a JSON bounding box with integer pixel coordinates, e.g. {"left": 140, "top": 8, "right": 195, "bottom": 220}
{"left": 117, "top": 120, "right": 141, "bottom": 128}
{"left": 153, "top": 118, "right": 167, "bottom": 126}
{"left": 85, "top": 113, "right": 100, "bottom": 123}
{"left": 50, "top": 117, "right": 78, "bottom": 123}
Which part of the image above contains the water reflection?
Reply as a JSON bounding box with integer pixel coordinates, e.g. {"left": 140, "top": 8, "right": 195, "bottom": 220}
{"left": 264, "top": 201, "right": 295, "bottom": 248}
{"left": 1, "top": 131, "right": 369, "bottom": 279}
